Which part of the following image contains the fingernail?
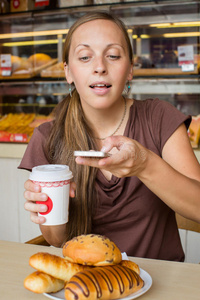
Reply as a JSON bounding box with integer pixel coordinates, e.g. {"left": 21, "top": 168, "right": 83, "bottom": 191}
{"left": 39, "top": 216, "right": 46, "bottom": 223}
{"left": 34, "top": 185, "right": 40, "bottom": 192}
{"left": 41, "top": 194, "right": 48, "bottom": 201}
{"left": 76, "top": 157, "right": 84, "bottom": 164}
{"left": 40, "top": 205, "right": 47, "bottom": 212}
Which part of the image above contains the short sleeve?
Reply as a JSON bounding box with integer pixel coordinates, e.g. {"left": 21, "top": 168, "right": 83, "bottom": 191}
{"left": 18, "top": 121, "right": 53, "bottom": 171}
{"left": 148, "top": 98, "right": 191, "bottom": 152}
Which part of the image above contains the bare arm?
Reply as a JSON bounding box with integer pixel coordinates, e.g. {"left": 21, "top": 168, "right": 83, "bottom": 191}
{"left": 138, "top": 124, "right": 200, "bottom": 222}
{"left": 76, "top": 124, "right": 200, "bottom": 223}
{"left": 39, "top": 223, "right": 68, "bottom": 247}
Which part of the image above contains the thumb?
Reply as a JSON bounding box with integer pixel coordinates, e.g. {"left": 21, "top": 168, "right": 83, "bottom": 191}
{"left": 100, "top": 136, "right": 126, "bottom": 153}
{"left": 100, "top": 138, "right": 114, "bottom": 153}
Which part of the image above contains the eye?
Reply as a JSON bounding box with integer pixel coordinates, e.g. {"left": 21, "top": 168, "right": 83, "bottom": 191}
{"left": 79, "top": 56, "right": 90, "bottom": 62}
{"left": 108, "top": 55, "right": 121, "bottom": 60}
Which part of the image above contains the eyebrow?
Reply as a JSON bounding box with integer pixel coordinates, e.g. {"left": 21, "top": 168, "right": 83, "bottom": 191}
{"left": 75, "top": 44, "right": 89, "bottom": 49}
{"left": 75, "top": 43, "right": 125, "bottom": 50}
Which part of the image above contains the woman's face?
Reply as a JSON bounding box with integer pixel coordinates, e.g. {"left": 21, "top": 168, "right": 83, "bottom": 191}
{"left": 65, "top": 19, "right": 133, "bottom": 111}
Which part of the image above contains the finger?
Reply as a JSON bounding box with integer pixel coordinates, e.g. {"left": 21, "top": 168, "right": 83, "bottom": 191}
{"left": 98, "top": 153, "right": 119, "bottom": 167}
{"left": 24, "top": 179, "right": 41, "bottom": 193}
{"left": 24, "top": 189, "right": 48, "bottom": 202}
{"left": 101, "top": 136, "right": 128, "bottom": 153}
{"left": 70, "top": 182, "right": 76, "bottom": 198}
{"left": 24, "top": 200, "right": 47, "bottom": 214}
{"left": 30, "top": 212, "right": 46, "bottom": 224}
{"left": 75, "top": 156, "right": 106, "bottom": 168}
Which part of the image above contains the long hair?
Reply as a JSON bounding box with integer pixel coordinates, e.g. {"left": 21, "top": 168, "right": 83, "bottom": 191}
{"left": 46, "top": 11, "right": 133, "bottom": 243}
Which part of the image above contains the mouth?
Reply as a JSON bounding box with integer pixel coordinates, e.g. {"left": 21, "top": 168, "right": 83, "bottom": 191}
{"left": 89, "top": 83, "right": 112, "bottom": 89}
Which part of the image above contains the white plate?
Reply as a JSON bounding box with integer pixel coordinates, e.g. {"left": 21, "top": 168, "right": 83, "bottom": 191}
{"left": 43, "top": 268, "right": 152, "bottom": 300}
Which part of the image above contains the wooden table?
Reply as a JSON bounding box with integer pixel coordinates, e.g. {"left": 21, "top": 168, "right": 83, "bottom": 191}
{"left": 0, "top": 240, "right": 200, "bottom": 299}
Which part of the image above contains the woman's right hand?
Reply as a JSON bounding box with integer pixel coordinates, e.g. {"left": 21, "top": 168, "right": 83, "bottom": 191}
{"left": 24, "top": 179, "right": 48, "bottom": 224}
{"left": 24, "top": 179, "right": 76, "bottom": 225}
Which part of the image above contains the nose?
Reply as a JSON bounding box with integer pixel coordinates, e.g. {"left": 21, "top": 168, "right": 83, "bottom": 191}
{"left": 94, "top": 57, "right": 107, "bottom": 75}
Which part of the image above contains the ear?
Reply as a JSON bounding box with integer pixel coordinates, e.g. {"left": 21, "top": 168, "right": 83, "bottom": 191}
{"left": 63, "top": 62, "right": 73, "bottom": 84}
{"left": 127, "top": 63, "right": 133, "bottom": 81}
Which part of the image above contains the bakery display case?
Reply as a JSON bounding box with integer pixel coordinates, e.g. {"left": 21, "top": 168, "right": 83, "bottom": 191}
{"left": 0, "top": 0, "right": 199, "bottom": 146}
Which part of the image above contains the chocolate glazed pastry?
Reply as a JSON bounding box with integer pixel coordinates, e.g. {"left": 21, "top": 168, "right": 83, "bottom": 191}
{"left": 65, "top": 264, "right": 144, "bottom": 300}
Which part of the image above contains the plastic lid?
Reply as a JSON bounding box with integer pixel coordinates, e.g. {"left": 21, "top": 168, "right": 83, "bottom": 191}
{"left": 29, "top": 164, "right": 73, "bottom": 182}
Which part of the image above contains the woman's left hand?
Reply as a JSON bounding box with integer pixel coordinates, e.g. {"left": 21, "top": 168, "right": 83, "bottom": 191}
{"left": 75, "top": 136, "right": 149, "bottom": 178}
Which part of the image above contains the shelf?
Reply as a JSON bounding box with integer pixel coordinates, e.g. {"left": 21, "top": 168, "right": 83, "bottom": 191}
{"left": 133, "top": 68, "right": 199, "bottom": 77}
{"left": 130, "top": 78, "right": 200, "bottom": 95}
{"left": 0, "top": 59, "right": 58, "bottom": 80}
{"left": 0, "top": 1, "right": 199, "bottom": 25}
{"left": 0, "top": 81, "right": 68, "bottom": 95}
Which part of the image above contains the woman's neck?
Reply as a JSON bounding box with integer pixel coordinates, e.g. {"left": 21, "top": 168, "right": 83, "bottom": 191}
{"left": 82, "top": 97, "right": 129, "bottom": 141}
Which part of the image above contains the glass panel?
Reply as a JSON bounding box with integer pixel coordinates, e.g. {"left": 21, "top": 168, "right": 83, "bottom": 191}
{"left": 0, "top": 1, "right": 199, "bottom": 143}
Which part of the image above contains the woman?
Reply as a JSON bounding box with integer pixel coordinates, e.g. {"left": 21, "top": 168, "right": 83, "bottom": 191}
{"left": 19, "top": 12, "right": 200, "bottom": 261}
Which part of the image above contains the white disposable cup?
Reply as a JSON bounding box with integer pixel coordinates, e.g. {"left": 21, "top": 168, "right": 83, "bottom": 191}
{"left": 29, "top": 164, "right": 73, "bottom": 226}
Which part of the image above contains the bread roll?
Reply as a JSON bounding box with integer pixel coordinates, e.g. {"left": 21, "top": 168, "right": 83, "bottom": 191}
{"left": 65, "top": 265, "right": 144, "bottom": 300}
{"left": 120, "top": 260, "right": 140, "bottom": 274}
{"left": 10, "top": 56, "right": 32, "bottom": 73}
{"left": 28, "top": 53, "right": 52, "bottom": 67}
{"left": 11, "top": 55, "right": 22, "bottom": 72}
{"left": 29, "top": 252, "right": 88, "bottom": 281}
{"left": 63, "top": 234, "right": 122, "bottom": 266}
{"left": 24, "top": 271, "right": 64, "bottom": 293}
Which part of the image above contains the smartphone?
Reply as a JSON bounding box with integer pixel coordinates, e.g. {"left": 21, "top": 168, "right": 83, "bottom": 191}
{"left": 74, "top": 151, "right": 111, "bottom": 158}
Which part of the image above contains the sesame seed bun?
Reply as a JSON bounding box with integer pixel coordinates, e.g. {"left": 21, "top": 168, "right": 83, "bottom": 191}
{"left": 63, "top": 234, "right": 122, "bottom": 266}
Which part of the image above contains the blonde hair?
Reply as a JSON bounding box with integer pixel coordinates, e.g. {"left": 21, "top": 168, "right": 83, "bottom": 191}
{"left": 47, "top": 11, "right": 133, "bottom": 243}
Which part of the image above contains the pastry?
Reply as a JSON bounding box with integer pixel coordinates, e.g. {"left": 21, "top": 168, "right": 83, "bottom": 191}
{"left": 65, "top": 264, "right": 144, "bottom": 300}
{"left": 28, "top": 53, "right": 52, "bottom": 67}
{"left": 29, "top": 252, "right": 88, "bottom": 281}
{"left": 63, "top": 234, "right": 122, "bottom": 266}
{"left": 24, "top": 271, "right": 64, "bottom": 293}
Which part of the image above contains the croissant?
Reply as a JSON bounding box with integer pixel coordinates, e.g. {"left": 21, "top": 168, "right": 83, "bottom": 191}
{"left": 65, "top": 264, "right": 144, "bottom": 300}
{"left": 29, "top": 252, "right": 88, "bottom": 281}
{"left": 24, "top": 271, "right": 64, "bottom": 293}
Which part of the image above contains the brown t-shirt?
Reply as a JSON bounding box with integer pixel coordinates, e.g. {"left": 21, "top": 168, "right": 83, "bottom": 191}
{"left": 19, "top": 98, "right": 191, "bottom": 261}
